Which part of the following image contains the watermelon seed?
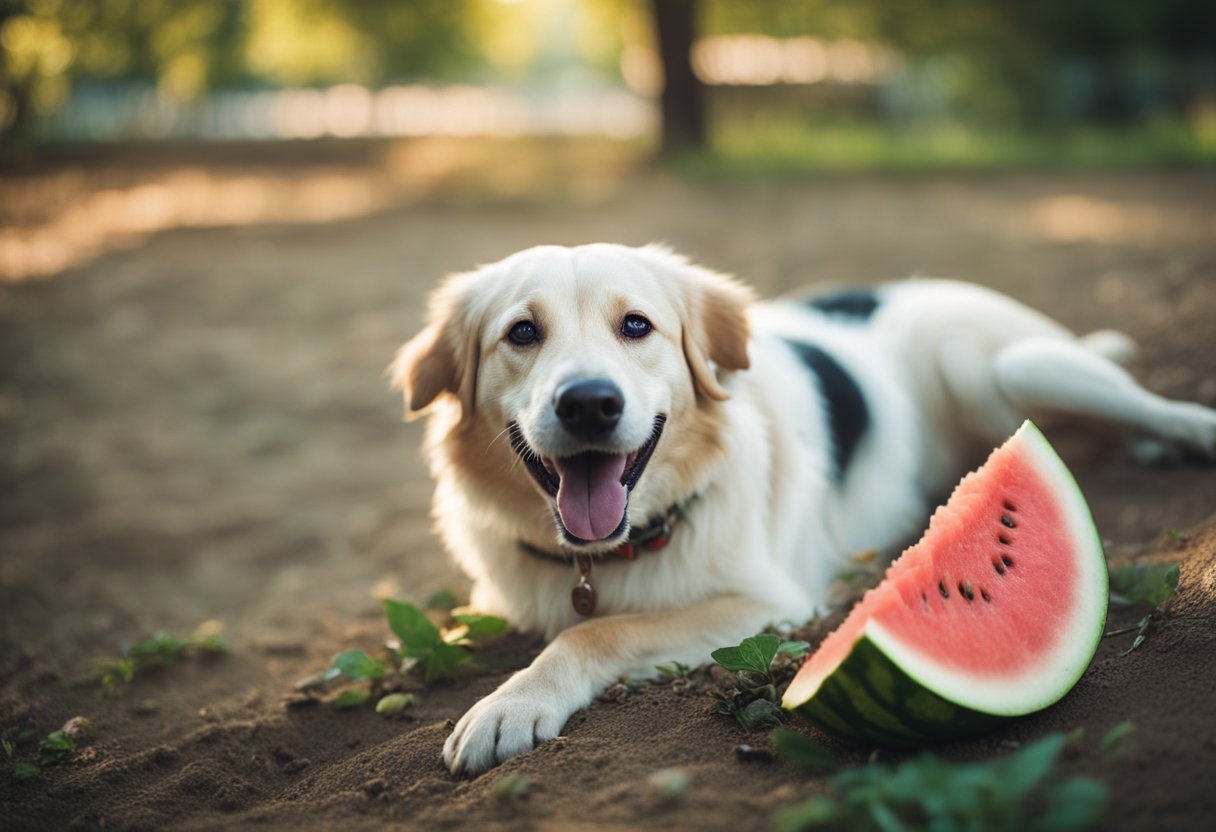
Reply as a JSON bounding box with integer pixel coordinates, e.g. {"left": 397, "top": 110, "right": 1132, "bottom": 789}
{"left": 1001, "top": 554, "right": 1015, "bottom": 568}
{"left": 1001, "top": 514, "right": 1017, "bottom": 528}
{"left": 994, "top": 559, "right": 1006, "bottom": 575}
{"left": 921, "top": 591, "right": 928, "bottom": 605}
{"left": 998, "top": 534, "right": 1011, "bottom": 545}
{"left": 938, "top": 581, "right": 949, "bottom": 599}
{"left": 958, "top": 581, "right": 975, "bottom": 601}
{"left": 980, "top": 588, "right": 992, "bottom": 602}
{"left": 1003, "top": 500, "right": 1017, "bottom": 512}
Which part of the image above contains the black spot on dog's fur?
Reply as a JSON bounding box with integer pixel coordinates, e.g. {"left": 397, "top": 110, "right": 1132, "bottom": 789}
{"left": 783, "top": 340, "right": 869, "bottom": 482}
{"left": 804, "top": 289, "right": 881, "bottom": 321}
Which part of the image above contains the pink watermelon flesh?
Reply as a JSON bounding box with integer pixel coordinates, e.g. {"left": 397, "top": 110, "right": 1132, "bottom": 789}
{"left": 784, "top": 420, "right": 1106, "bottom": 714}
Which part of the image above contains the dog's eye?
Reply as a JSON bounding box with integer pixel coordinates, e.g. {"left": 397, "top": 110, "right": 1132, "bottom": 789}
{"left": 507, "top": 320, "right": 539, "bottom": 346}
{"left": 620, "top": 314, "right": 652, "bottom": 339}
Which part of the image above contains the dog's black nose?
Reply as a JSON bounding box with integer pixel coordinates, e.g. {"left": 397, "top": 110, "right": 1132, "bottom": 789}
{"left": 554, "top": 379, "right": 624, "bottom": 440}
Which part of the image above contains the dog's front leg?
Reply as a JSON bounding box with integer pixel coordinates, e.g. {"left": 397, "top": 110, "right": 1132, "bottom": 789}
{"left": 442, "top": 593, "right": 782, "bottom": 776}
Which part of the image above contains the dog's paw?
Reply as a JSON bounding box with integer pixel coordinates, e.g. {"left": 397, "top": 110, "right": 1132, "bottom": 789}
{"left": 442, "top": 686, "right": 567, "bottom": 776}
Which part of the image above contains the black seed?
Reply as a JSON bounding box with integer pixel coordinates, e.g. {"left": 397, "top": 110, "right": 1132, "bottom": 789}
{"left": 1002, "top": 554, "right": 1014, "bottom": 568}
{"left": 938, "top": 581, "right": 949, "bottom": 599}
{"left": 1001, "top": 514, "right": 1017, "bottom": 528}
{"left": 998, "top": 534, "right": 1011, "bottom": 546}
{"left": 1003, "top": 500, "right": 1017, "bottom": 512}
{"left": 981, "top": 589, "right": 992, "bottom": 602}
{"left": 994, "top": 559, "right": 1006, "bottom": 575}
{"left": 921, "top": 591, "right": 928, "bottom": 605}
{"left": 958, "top": 581, "right": 974, "bottom": 601}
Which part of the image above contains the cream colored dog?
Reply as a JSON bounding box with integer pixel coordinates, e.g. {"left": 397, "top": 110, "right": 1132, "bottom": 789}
{"left": 392, "top": 243, "right": 1216, "bottom": 776}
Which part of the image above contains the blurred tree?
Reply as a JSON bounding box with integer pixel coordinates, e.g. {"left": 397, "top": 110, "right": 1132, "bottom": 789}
{"left": 650, "top": 0, "right": 705, "bottom": 155}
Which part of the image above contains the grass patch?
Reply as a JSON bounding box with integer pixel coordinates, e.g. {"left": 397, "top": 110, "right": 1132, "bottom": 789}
{"left": 675, "top": 119, "right": 1216, "bottom": 178}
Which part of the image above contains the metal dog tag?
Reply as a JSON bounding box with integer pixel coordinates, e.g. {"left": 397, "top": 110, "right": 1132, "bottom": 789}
{"left": 572, "top": 555, "right": 596, "bottom": 616}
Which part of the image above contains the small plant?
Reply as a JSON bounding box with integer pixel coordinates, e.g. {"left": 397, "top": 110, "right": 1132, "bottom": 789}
{"left": 654, "top": 660, "right": 692, "bottom": 679}
{"left": 1165, "top": 527, "right": 1189, "bottom": 546}
{"left": 298, "top": 598, "right": 507, "bottom": 708}
{"left": 93, "top": 620, "right": 230, "bottom": 691}
{"left": 494, "top": 773, "right": 531, "bottom": 803}
{"left": 775, "top": 732, "right": 1107, "bottom": 832}
{"left": 710, "top": 633, "right": 810, "bottom": 730}
{"left": 1105, "top": 562, "right": 1180, "bottom": 655}
{"left": 1108, "top": 562, "right": 1180, "bottom": 606}
{"left": 8, "top": 718, "right": 91, "bottom": 782}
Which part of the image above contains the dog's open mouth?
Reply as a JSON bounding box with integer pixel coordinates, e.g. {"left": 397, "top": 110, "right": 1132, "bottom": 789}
{"left": 508, "top": 415, "right": 667, "bottom": 544}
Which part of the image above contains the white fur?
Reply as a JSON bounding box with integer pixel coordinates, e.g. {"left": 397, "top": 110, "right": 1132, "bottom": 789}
{"left": 391, "top": 244, "right": 1216, "bottom": 776}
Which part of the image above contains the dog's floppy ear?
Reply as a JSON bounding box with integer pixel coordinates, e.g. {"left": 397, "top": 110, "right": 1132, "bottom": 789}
{"left": 388, "top": 271, "right": 481, "bottom": 420}
{"left": 639, "top": 245, "right": 753, "bottom": 402}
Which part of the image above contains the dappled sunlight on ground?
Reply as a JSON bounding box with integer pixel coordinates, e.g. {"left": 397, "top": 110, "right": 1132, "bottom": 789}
{"left": 0, "top": 138, "right": 645, "bottom": 281}
{"left": 1027, "top": 194, "right": 1216, "bottom": 246}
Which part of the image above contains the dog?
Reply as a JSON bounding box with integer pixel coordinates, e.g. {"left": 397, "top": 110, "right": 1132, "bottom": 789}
{"left": 390, "top": 243, "right": 1216, "bottom": 776}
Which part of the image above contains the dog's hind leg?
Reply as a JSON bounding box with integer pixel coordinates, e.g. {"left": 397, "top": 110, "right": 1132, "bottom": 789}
{"left": 992, "top": 337, "right": 1216, "bottom": 460}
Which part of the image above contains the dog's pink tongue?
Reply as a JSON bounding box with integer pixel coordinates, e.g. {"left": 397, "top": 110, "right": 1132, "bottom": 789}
{"left": 554, "top": 453, "right": 628, "bottom": 541}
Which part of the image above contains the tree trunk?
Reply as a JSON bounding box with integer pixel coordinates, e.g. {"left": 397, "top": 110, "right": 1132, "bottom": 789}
{"left": 649, "top": 0, "right": 705, "bottom": 156}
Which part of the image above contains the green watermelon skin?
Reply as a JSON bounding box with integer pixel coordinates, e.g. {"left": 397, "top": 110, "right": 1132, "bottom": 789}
{"left": 783, "top": 421, "right": 1108, "bottom": 747}
{"left": 792, "top": 636, "right": 1008, "bottom": 747}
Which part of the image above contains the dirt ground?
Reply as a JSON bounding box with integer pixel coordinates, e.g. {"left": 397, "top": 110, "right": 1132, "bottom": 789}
{"left": 1, "top": 141, "right": 1215, "bottom": 831}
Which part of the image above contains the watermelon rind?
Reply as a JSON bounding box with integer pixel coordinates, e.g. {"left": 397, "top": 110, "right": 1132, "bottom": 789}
{"left": 785, "top": 421, "right": 1109, "bottom": 744}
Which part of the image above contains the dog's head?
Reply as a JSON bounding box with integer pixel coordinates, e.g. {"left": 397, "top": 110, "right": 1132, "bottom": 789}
{"left": 391, "top": 243, "right": 752, "bottom": 550}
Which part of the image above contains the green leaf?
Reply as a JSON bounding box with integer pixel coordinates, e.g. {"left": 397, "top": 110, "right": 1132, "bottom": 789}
{"left": 777, "top": 640, "right": 812, "bottom": 660}
{"left": 774, "top": 796, "right": 842, "bottom": 832}
{"left": 452, "top": 613, "right": 508, "bottom": 640}
{"left": 1100, "top": 721, "right": 1134, "bottom": 754}
{"left": 382, "top": 599, "right": 442, "bottom": 656}
{"left": 375, "top": 692, "right": 418, "bottom": 716}
{"left": 712, "top": 633, "right": 780, "bottom": 675}
{"left": 494, "top": 773, "right": 531, "bottom": 803}
{"left": 331, "top": 650, "right": 386, "bottom": 681}
{"left": 1038, "top": 777, "right": 1109, "bottom": 832}
{"left": 772, "top": 728, "right": 839, "bottom": 771}
{"left": 38, "top": 731, "right": 74, "bottom": 766}
{"left": 655, "top": 660, "right": 692, "bottom": 678}
{"left": 735, "top": 698, "right": 785, "bottom": 731}
{"left": 295, "top": 667, "right": 342, "bottom": 691}
{"left": 333, "top": 688, "right": 370, "bottom": 709}
{"left": 424, "top": 642, "right": 471, "bottom": 681}
{"left": 994, "top": 734, "right": 1065, "bottom": 798}
{"left": 1108, "top": 562, "right": 1180, "bottom": 606}
{"left": 425, "top": 588, "right": 459, "bottom": 611}
{"left": 11, "top": 762, "right": 41, "bottom": 781}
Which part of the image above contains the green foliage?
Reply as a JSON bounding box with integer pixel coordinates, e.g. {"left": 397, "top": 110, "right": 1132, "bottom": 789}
{"left": 494, "top": 773, "right": 531, "bottom": 803}
{"left": 775, "top": 733, "right": 1108, "bottom": 832}
{"left": 37, "top": 730, "right": 73, "bottom": 766}
{"left": 772, "top": 728, "right": 839, "bottom": 772}
{"left": 11, "top": 762, "right": 41, "bottom": 781}
{"left": 1105, "top": 562, "right": 1179, "bottom": 655}
{"left": 654, "top": 660, "right": 693, "bottom": 679}
{"left": 318, "top": 599, "right": 507, "bottom": 709}
{"left": 710, "top": 633, "right": 809, "bottom": 731}
{"left": 332, "top": 688, "right": 370, "bottom": 709}
{"left": 374, "top": 692, "right": 417, "bottom": 716}
{"left": 1100, "top": 721, "right": 1134, "bottom": 755}
{"left": 92, "top": 621, "right": 230, "bottom": 691}
{"left": 331, "top": 650, "right": 387, "bottom": 681}
{"left": 1108, "top": 563, "right": 1180, "bottom": 607}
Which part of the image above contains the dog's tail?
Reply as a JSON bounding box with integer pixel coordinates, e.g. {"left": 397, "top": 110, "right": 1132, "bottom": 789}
{"left": 1078, "top": 329, "right": 1138, "bottom": 367}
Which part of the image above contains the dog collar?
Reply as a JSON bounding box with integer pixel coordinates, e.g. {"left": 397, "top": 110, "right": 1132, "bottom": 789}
{"left": 517, "top": 496, "right": 696, "bottom": 617}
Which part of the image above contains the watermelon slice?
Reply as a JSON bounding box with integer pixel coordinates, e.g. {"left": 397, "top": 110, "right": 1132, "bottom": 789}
{"left": 782, "top": 420, "right": 1108, "bottom": 746}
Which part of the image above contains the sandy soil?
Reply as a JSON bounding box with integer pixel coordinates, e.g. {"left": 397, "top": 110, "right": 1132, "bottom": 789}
{"left": 1, "top": 142, "right": 1215, "bottom": 830}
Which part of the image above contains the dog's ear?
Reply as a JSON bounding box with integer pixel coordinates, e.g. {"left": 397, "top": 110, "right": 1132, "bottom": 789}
{"left": 639, "top": 245, "right": 753, "bottom": 402}
{"left": 682, "top": 271, "right": 752, "bottom": 401}
{"left": 388, "top": 272, "right": 480, "bottom": 420}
